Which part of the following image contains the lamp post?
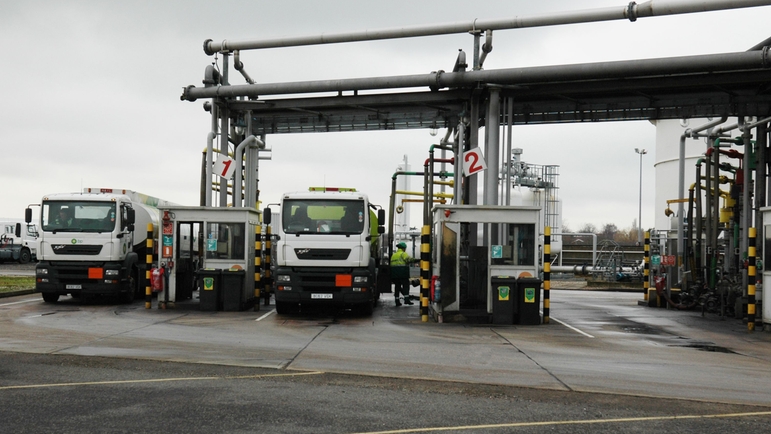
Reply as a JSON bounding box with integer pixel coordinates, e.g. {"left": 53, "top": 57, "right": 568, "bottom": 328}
{"left": 635, "top": 148, "right": 647, "bottom": 245}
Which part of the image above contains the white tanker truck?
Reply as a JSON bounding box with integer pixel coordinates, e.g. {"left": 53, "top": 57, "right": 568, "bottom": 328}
{"left": 27, "top": 188, "right": 175, "bottom": 303}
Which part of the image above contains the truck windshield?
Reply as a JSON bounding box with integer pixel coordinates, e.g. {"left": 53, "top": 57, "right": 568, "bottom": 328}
{"left": 283, "top": 199, "right": 365, "bottom": 235}
{"left": 42, "top": 201, "right": 117, "bottom": 233}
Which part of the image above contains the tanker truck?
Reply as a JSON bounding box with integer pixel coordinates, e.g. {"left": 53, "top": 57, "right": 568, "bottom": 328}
{"left": 27, "top": 188, "right": 175, "bottom": 303}
{"left": 271, "top": 187, "right": 387, "bottom": 315}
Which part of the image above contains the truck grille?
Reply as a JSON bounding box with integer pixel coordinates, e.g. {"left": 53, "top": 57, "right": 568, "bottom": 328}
{"left": 294, "top": 248, "right": 350, "bottom": 260}
{"left": 51, "top": 245, "right": 104, "bottom": 255}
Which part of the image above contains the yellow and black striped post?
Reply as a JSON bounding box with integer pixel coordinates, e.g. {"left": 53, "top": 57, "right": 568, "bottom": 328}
{"left": 748, "top": 227, "right": 757, "bottom": 332}
{"left": 145, "top": 223, "right": 154, "bottom": 309}
{"left": 644, "top": 231, "right": 650, "bottom": 301}
{"left": 543, "top": 226, "right": 550, "bottom": 324}
{"left": 254, "top": 223, "right": 262, "bottom": 312}
{"left": 420, "top": 225, "right": 431, "bottom": 322}
{"left": 263, "top": 224, "right": 272, "bottom": 306}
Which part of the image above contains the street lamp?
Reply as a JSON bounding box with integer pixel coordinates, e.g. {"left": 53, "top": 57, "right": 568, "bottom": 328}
{"left": 635, "top": 148, "right": 648, "bottom": 245}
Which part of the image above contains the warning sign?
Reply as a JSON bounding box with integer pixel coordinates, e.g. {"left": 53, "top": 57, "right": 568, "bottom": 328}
{"left": 498, "top": 286, "right": 510, "bottom": 301}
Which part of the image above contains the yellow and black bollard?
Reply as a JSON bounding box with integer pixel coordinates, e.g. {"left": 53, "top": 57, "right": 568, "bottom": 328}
{"left": 420, "top": 225, "right": 431, "bottom": 323}
{"left": 145, "top": 223, "right": 153, "bottom": 309}
{"left": 263, "top": 224, "right": 272, "bottom": 306}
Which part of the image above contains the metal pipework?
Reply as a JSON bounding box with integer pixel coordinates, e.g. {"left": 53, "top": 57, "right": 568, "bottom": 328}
{"left": 182, "top": 50, "right": 771, "bottom": 101}
{"left": 233, "top": 50, "right": 255, "bottom": 84}
{"left": 202, "top": 1, "right": 770, "bottom": 54}
{"left": 677, "top": 116, "right": 727, "bottom": 279}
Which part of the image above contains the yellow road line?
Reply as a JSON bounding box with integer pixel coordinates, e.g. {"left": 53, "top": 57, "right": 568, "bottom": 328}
{"left": 0, "top": 370, "right": 324, "bottom": 390}
{"left": 351, "top": 411, "right": 771, "bottom": 434}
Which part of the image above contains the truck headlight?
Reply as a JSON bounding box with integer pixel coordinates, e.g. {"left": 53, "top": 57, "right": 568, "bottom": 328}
{"left": 36, "top": 268, "right": 49, "bottom": 276}
{"left": 276, "top": 275, "right": 291, "bottom": 282}
{"left": 105, "top": 269, "right": 120, "bottom": 277}
{"left": 353, "top": 276, "right": 368, "bottom": 284}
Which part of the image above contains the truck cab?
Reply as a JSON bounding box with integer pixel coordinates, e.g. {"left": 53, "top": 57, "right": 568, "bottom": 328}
{"left": 0, "top": 219, "right": 38, "bottom": 264}
{"left": 272, "top": 187, "right": 385, "bottom": 315}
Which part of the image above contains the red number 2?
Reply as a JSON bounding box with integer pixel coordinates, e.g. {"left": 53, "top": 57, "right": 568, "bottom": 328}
{"left": 465, "top": 152, "right": 483, "bottom": 174}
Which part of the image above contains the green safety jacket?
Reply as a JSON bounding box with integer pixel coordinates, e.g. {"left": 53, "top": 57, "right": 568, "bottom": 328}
{"left": 390, "top": 250, "right": 412, "bottom": 279}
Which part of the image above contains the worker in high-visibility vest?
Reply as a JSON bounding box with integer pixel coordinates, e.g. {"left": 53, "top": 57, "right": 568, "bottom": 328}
{"left": 390, "top": 242, "right": 414, "bottom": 306}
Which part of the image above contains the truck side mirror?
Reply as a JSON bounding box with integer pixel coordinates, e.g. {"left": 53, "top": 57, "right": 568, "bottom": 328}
{"left": 25, "top": 208, "right": 32, "bottom": 224}
{"left": 263, "top": 207, "right": 272, "bottom": 224}
{"left": 15, "top": 223, "right": 21, "bottom": 238}
{"left": 377, "top": 209, "right": 385, "bottom": 226}
{"left": 126, "top": 208, "right": 136, "bottom": 231}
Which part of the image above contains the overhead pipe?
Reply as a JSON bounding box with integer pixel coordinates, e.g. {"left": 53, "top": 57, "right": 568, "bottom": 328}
{"left": 202, "top": 1, "right": 770, "bottom": 54}
{"left": 182, "top": 50, "right": 771, "bottom": 101}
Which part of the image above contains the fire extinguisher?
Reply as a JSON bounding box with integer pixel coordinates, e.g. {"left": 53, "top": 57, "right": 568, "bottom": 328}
{"left": 430, "top": 275, "right": 441, "bottom": 302}
{"left": 151, "top": 266, "right": 164, "bottom": 293}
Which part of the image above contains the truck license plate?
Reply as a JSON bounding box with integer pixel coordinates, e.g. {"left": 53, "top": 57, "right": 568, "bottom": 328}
{"left": 66, "top": 284, "right": 82, "bottom": 290}
{"left": 311, "top": 293, "right": 333, "bottom": 299}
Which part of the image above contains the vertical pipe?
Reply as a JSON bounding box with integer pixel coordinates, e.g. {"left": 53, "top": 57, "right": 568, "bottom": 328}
{"left": 145, "top": 223, "right": 153, "bottom": 309}
{"left": 742, "top": 123, "right": 753, "bottom": 295}
{"left": 455, "top": 121, "right": 465, "bottom": 205}
{"left": 748, "top": 227, "right": 757, "bottom": 331}
{"left": 421, "top": 225, "right": 431, "bottom": 323}
{"left": 638, "top": 149, "right": 645, "bottom": 245}
{"left": 484, "top": 88, "right": 500, "bottom": 207}
{"left": 505, "top": 97, "right": 513, "bottom": 206}
{"left": 756, "top": 124, "right": 768, "bottom": 261}
{"left": 644, "top": 231, "right": 650, "bottom": 301}
{"left": 705, "top": 146, "right": 713, "bottom": 288}
{"left": 206, "top": 104, "right": 218, "bottom": 207}
{"left": 219, "top": 106, "right": 230, "bottom": 207}
{"left": 695, "top": 160, "right": 703, "bottom": 282}
{"left": 543, "top": 226, "right": 550, "bottom": 324}
{"left": 254, "top": 222, "right": 262, "bottom": 312}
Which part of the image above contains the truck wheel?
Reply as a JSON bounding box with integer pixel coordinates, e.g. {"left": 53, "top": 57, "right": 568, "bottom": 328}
{"left": 359, "top": 301, "right": 374, "bottom": 316}
{"left": 42, "top": 293, "right": 59, "bottom": 303}
{"left": 18, "top": 248, "right": 31, "bottom": 265}
{"left": 121, "top": 272, "right": 136, "bottom": 304}
{"left": 275, "top": 301, "right": 290, "bottom": 314}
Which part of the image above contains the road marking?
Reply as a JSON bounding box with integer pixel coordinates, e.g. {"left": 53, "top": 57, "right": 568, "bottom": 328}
{"left": 549, "top": 315, "right": 595, "bottom": 338}
{"left": 255, "top": 309, "right": 276, "bottom": 321}
{"left": 351, "top": 411, "right": 771, "bottom": 433}
{"left": 0, "top": 298, "right": 39, "bottom": 307}
{"left": 0, "top": 370, "right": 324, "bottom": 390}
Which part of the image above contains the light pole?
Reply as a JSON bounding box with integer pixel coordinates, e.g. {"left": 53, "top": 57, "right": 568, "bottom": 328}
{"left": 635, "top": 148, "right": 647, "bottom": 245}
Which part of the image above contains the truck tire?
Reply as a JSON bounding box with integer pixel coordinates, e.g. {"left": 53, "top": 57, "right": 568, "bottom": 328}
{"left": 359, "top": 301, "right": 374, "bottom": 316}
{"left": 275, "top": 301, "right": 290, "bottom": 314}
{"left": 42, "top": 293, "right": 59, "bottom": 303}
{"left": 18, "top": 248, "right": 31, "bottom": 265}
{"left": 120, "top": 270, "right": 137, "bottom": 304}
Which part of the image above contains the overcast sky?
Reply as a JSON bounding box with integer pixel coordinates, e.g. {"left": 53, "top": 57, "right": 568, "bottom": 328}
{"left": 3, "top": 1, "right": 770, "bottom": 231}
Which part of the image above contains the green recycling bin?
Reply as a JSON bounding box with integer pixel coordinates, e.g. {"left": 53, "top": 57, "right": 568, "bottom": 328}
{"left": 491, "top": 275, "right": 518, "bottom": 325}
{"left": 517, "top": 277, "right": 541, "bottom": 325}
{"left": 222, "top": 269, "right": 246, "bottom": 312}
{"left": 198, "top": 269, "right": 222, "bottom": 311}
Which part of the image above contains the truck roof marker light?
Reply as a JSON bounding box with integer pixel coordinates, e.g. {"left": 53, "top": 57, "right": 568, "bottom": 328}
{"left": 308, "top": 187, "right": 357, "bottom": 192}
